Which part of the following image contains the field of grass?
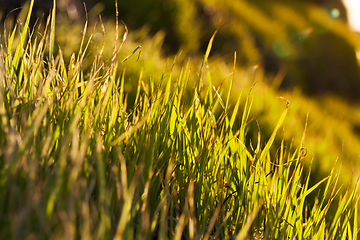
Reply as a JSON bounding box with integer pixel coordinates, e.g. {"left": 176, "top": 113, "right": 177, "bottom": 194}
{"left": 0, "top": 0, "right": 359, "bottom": 239}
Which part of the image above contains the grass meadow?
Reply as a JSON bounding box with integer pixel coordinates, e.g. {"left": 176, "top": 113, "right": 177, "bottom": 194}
{"left": 0, "top": 0, "right": 359, "bottom": 239}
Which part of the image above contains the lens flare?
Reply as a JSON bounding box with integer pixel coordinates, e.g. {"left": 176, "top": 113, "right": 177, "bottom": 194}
{"left": 330, "top": 8, "right": 340, "bottom": 19}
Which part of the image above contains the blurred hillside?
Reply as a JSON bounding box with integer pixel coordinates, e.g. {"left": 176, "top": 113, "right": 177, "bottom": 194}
{"left": 2, "top": 0, "right": 359, "bottom": 100}
{"left": 113, "top": 0, "right": 360, "bottom": 100}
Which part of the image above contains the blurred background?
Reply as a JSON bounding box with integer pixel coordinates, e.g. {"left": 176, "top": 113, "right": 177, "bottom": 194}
{"left": 1, "top": 0, "right": 359, "bottom": 98}
{"left": 1, "top": 0, "right": 360, "bottom": 186}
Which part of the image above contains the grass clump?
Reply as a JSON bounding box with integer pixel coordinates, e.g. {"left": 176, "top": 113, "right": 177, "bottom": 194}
{"left": 0, "top": 0, "right": 359, "bottom": 239}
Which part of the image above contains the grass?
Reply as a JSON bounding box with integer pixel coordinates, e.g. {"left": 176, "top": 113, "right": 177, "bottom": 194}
{"left": 0, "top": 0, "right": 359, "bottom": 239}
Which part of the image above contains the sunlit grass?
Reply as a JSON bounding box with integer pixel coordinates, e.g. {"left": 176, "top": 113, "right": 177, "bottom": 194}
{"left": 0, "top": 0, "right": 359, "bottom": 239}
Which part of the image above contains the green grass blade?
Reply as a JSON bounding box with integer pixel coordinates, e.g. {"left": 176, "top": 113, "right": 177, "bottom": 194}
{"left": 353, "top": 194, "right": 358, "bottom": 240}
{"left": 258, "top": 97, "right": 289, "bottom": 164}
{"left": 11, "top": 0, "right": 34, "bottom": 78}
{"left": 226, "top": 51, "right": 236, "bottom": 112}
{"left": 198, "top": 29, "right": 217, "bottom": 91}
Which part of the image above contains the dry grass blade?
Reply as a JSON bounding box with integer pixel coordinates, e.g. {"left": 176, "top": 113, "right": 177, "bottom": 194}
{"left": 96, "top": 15, "right": 106, "bottom": 66}
{"left": 49, "top": 0, "right": 56, "bottom": 64}
{"left": 119, "top": 20, "right": 128, "bottom": 51}
{"left": 235, "top": 205, "right": 261, "bottom": 240}
{"left": 113, "top": 0, "right": 119, "bottom": 57}
{"left": 120, "top": 45, "right": 142, "bottom": 65}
